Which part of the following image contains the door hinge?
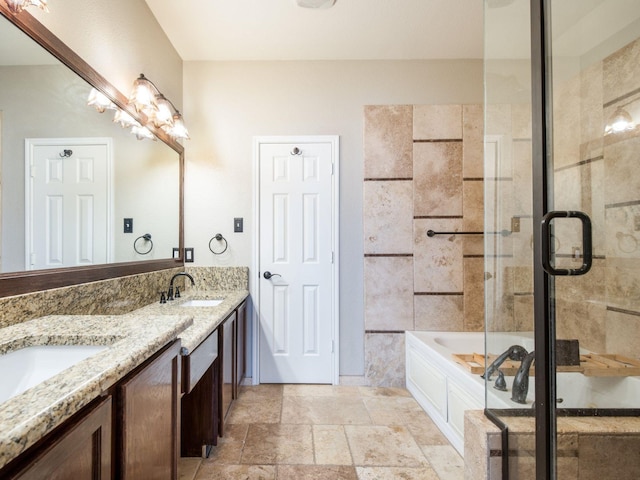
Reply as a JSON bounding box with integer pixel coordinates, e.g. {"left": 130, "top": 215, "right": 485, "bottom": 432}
{"left": 30, "top": 253, "right": 36, "bottom": 265}
{"left": 331, "top": 163, "right": 335, "bottom": 175}
{"left": 331, "top": 340, "right": 335, "bottom": 353}
{"left": 331, "top": 251, "right": 335, "bottom": 264}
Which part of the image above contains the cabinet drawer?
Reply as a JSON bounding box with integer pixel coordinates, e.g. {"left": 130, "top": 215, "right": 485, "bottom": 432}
{"left": 183, "top": 331, "right": 218, "bottom": 394}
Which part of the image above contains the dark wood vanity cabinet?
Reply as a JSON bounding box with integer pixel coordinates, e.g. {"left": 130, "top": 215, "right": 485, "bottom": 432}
{"left": 181, "top": 331, "right": 220, "bottom": 457}
{"left": 235, "top": 301, "right": 247, "bottom": 397}
{"left": 219, "top": 300, "right": 248, "bottom": 435}
{"left": 6, "top": 396, "right": 112, "bottom": 480}
{"left": 219, "top": 310, "right": 236, "bottom": 431}
{"left": 116, "top": 340, "right": 181, "bottom": 480}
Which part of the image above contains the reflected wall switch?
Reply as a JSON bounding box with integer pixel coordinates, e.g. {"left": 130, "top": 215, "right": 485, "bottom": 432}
{"left": 511, "top": 216, "right": 520, "bottom": 233}
{"left": 172, "top": 248, "right": 180, "bottom": 259}
{"left": 124, "top": 218, "right": 133, "bottom": 233}
{"left": 185, "top": 248, "right": 194, "bottom": 263}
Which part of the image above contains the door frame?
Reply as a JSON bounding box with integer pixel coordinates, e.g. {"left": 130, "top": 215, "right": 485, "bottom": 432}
{"left": 24, "top": 137, "right": 114, "bottom": 270}
{"left": 251, "top": 135, "right": 340, "bottom": 385}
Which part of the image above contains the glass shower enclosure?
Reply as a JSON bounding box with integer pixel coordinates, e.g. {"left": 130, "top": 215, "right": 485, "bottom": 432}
{"left": 484, "top": 0, "right": 640, "bottom": 478}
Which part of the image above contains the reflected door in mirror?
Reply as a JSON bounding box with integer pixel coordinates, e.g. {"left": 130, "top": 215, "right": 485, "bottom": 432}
{"left": 26, "top": 138, "right": 112, "bottom": 270}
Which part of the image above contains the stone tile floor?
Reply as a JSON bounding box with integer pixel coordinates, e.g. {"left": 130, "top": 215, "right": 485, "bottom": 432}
{"left": 179, "top": 384, "right": 464, "bottom": 480}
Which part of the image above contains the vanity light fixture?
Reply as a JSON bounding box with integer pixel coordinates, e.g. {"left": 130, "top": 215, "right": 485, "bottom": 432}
{"left": 604, "top": 104, "right": 636, "bottom": 135}
{"left": 113, "top": 109, "right": 138, "bottom": 129}
{"left": 127, "top": 73, "right": 190, "bottom": 140}
{"left": 131, "top": 124, "right": 157, "bottom": 141}
{"left": 87, "top": 88, "right": 116, "bottom": 113}
{"left": 3, "top": 0, "right": 48, "bottom": 14}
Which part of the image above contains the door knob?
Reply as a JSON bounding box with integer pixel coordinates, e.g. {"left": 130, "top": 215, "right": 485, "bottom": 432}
{"left": 263, "top": 271, "right": 281, "bottom": 280}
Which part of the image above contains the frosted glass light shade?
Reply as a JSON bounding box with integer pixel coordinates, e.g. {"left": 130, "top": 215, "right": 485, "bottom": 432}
{"left": 604, "top": 106, "right": 635, "bottom": 135}
{"left": 4, "top": 0, "right": 48, "bottom": 13}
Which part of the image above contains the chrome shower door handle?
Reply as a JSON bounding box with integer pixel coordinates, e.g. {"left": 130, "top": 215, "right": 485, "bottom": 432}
{"left": 541, "top": 210, "right": 592, "bottom": 276}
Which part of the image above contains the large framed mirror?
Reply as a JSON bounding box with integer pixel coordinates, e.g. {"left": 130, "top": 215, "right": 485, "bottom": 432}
{"left": 0, "top": 6, "right": 184, "bottom": 296}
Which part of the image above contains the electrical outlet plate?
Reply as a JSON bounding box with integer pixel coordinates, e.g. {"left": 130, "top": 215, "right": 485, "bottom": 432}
{"left": 185, "top": 248, "right": 194, "bottom": 263}
{"left": 172, "top": 248, "right": 180, "bottom": 259}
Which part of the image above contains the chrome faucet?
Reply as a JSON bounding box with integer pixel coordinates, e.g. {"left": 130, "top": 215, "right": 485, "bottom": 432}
{"left": 167, "top": 272, "right": 195, "bottom": 301}
{"left": 482, "top": 345, "right": 528, "bottom": 381}
{"left": 511, "top": 350, "right": 536, "bottom": 404}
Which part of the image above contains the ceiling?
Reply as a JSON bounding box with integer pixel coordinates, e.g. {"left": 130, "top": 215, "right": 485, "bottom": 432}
{"left": 143, "top": 0, "right": 484, "bottom": 61}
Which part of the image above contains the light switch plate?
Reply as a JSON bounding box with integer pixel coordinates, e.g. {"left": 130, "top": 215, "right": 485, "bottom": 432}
{"left": 172, "top": 247, "right": 180, "bottom": 259}
{"left": 124, "top": 218, "right": 133, "bottom": 233}
{"left": 234, "top": 217, "right": 243, "bottom": 233}
{"left": 185, "top": 248, "right": 194, "bottom": 262}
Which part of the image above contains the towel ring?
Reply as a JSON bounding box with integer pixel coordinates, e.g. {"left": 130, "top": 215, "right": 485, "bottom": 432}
{"left": 209, "top": 233, "right": 228, "bottom": 255}
{"left": 134, "top": 233, "right": 153, "bottom": 255}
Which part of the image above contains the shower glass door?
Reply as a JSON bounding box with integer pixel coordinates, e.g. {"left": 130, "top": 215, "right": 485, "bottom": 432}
{"left": 485, "top": 0, "right": 640, "bottom": 478}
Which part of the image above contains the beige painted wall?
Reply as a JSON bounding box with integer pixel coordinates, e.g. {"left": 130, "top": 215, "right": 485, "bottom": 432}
{"left": 31, "top": 0, "right": 182, "bottom": 107}
{"left": 182, "top": 59, "right": 483, "bottom": 375}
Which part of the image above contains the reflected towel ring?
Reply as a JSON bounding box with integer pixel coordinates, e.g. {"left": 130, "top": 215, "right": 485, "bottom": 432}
{"left": 209, "top": 233, "right": 228, "bottom": 255}
{"left": 134, "top": 233, "right": 153, "bottom": 255}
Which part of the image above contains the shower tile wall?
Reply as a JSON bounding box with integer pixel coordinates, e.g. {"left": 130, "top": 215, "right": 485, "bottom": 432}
{"left": 363, "top": 104, "right": 484, "bottom": 387}
{"left": 551, "top": 36, "right": 640, "bottom": 358}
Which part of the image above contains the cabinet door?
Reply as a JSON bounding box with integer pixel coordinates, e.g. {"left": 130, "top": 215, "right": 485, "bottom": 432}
{"left": 11, "top": 396, "right": 111, "bottom": 480}
{"left": 234, "top": 301, "right": 247, "bottom": 398}
{"left": 219, "top": 312, "right": 236, "bottom": 435}
{"left": 117, "top": 341, "right": 181, "bottom": 480}
{"left": 181, "top": 357, "right": 220, "bottom": 457}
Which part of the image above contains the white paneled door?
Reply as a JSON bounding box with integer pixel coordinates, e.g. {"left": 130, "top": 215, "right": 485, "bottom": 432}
{"left": 26, "top": 138, "right": 112, "bottom": 270}
{"left": 256, "top": 136, "right": 338, "bottom": 384}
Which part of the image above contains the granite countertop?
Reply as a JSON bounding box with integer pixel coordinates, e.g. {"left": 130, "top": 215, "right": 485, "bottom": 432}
{"left": 0, "top": 287, "right": 248, "bottom": 470}
{"left": 134, "top": 289, "right": 249, "bottom": 353}
{"left": 0, "top": 313, "right": 192, "bottom": 469}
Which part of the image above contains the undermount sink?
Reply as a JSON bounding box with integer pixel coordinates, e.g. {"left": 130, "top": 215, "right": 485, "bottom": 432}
{"left": 180, "top": 299, "right": 223, "bottom": 308}
{"left": 0, "top": 345, "right": 108, "bottom": 404}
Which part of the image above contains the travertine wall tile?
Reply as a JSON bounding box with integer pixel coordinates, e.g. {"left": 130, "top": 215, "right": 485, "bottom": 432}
{"left": 364, "top": 333, "right": 405, "bottom": 387}
{"left": 580, "top": 62, "right": 604, "bottom": 155}
{"left": 413, "top": 142, "right": 463, "bottom": 217}
{"left": 364, "top": 257, "right": 414, "bottom": 331}
{"left": 414, "top": 219, "right": 463, "bottom": 293}
{"left": 363, "top": 181, "right": 414, "bottom": 254}
{"left": 603, "top": 37, "right": 640, "bottom": 104}
{"left": 414, "top": 295, "right": 464, "bottom": 331}
{"left": 463, "top": 257, "right": 485, "bottom": 332}
{"left": 364, "top": 105, "right": 413, "bottom": 179}
{"left": 605, "top": 309, "right": 640, "bottom": 358}
{"left": 604, "top": 136, "right": 640, "bottom": 206}
{"left": 462, "top": 180, "right": 484, "bottom": 232}
{"left": 578, "top": 434, "right": 640, "bottom": 480}
{"left": 463, "top": 104, "right": 484, "bottom": 178}
{"left": 413, "top": 105, "right": 462, "bottom": 140}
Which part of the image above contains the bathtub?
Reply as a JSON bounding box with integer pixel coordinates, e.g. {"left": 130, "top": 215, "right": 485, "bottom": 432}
{"left": 405, "top": 330, "right": 640, "bottom": 455}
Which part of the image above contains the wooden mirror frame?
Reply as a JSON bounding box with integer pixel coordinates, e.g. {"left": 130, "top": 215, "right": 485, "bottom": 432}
{"left": 0, "top": 5, "right": 184, "bottom": 297}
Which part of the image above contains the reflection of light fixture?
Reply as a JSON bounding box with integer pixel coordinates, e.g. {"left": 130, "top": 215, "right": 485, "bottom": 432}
{"left": 296, "top": 0, "right": 336, "bottom": 8}
{"left": 3, "top": 0, "right": 48, "bottom": 14}
{"left": 113, "top": 109, "right": 138, "bottom": 129}
{"left": 604, "top": 104, "right": 636, "bottom": 135}
{"left": 131, "top": 124, "right": 156, "bottom": 141}
{"left": 127, "top": 73, "right": 190, "bottom": 140}
{"left": 87, "top": 88, "right": 116, "bottom": 113}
